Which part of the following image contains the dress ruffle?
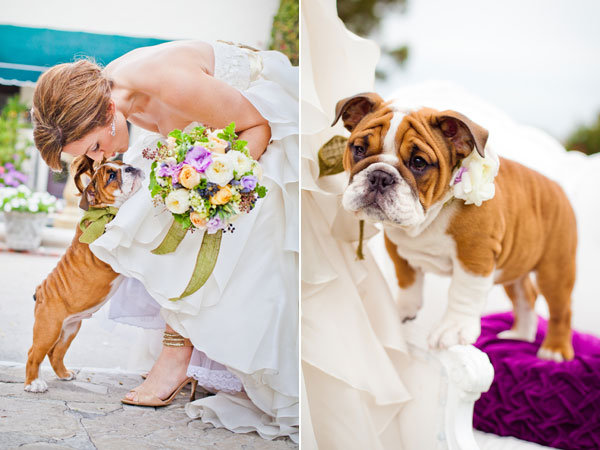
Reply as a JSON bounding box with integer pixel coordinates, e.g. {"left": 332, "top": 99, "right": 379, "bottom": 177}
{"left": 301, "top": 0, "right": 411, "bottom": 447}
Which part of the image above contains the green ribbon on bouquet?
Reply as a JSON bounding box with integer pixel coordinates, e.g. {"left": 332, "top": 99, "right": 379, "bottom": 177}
{"left": 151, "top": 220, "right": 223, "bottom": 301}
{"left": 317, "top": 135, "right": 365, "bottom": 261}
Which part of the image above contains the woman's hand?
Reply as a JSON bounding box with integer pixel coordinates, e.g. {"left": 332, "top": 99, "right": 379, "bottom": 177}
{"left": 237, "top": 123, "right": 271, "bottom": 160}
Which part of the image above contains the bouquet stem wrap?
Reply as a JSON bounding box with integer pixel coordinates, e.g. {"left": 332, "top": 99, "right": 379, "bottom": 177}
{"left": 151, "top": 220, "right": 222, "bottom": 301}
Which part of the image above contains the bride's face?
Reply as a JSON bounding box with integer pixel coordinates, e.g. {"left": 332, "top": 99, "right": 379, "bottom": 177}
{"left": 63, "top": 108, "right": 129, "bottom": 162}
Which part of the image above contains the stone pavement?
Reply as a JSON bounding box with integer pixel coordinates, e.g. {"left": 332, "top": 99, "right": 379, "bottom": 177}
{"left": 0, "top": 363, "right": 297, "bottom": 450}
{"left": 0, "top": 225, "right": 298, "bottom": 449}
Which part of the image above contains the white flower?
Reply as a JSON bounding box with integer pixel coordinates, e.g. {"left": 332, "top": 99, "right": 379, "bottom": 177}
{"left": 165, "top": 189, "right": 191, "bottom": 214}
{"left": 4, "top": 204, "right": 11, "bottom": 212}
{"left": 450, "top": 150, "right": 499, "bottom": 207}
{"left": 156, "top": 176, "right": 168, "bottom": 187}
{"left": 0, "top": 187, "right": 16, "bottom": 199}
{"left": 251, "top": 161, "right": 263, "bottom": 181}
{"left": 205, "top": 154, "right": 234, "bottom": 186}
{"left": 189, "top": 190, "right": 207, "bottom": 214}
{"left": 228, "top": 151, "right": 252, "bottom": 175}
{"left": 166, "top": 136, "right": 177, "bottom": 151}
{"left": 28, "top": 202, "right": 39, "bottom": 212}
{"left": 205, "top": 130, "right": 229, "bottom": 154}
{"left": 17, "top": 185, "right": 30, "bottom": 194}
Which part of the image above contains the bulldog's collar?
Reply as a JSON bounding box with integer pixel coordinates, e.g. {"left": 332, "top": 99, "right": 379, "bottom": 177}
{"left": 79, "top": 206, "right": 119, "bottom": 244}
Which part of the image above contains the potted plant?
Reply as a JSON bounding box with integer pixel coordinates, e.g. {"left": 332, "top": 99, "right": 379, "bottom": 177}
{"left": 0, "top": 95, "right": 58, "bottom": 251}
{"left": 0, "top": 185, "right": 58, "bottom": 250}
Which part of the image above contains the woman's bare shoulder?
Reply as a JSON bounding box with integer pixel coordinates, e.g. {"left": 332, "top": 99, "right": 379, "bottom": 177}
{"left": 104, "top": 41, "right": 215, "bottom": 94}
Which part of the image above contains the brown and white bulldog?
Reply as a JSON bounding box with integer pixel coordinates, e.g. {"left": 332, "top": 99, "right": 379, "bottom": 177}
{"left": 25, "top": 160, "right": 143, "bottom": 392}
{"left": 334, "top": 93, "right": 577, "bottom": 361}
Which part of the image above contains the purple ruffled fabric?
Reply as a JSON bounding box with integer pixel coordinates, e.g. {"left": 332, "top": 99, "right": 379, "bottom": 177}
{"left": 473, "top": 312, "right": 600, "bottom": 449}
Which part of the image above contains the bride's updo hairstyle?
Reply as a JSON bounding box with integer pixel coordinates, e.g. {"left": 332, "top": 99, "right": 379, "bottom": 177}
{"left": 31, "top": 59, "right": 113, "bottom": 172}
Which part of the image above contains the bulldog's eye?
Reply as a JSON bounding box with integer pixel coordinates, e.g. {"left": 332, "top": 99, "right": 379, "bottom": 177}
{"left": 410, "top": 156, "right": 428, "bottom": 172}
{"left": 108, "top": 171, "right": 116, "bottom": 182}
{"left": 352, "top": 144, "right": 366, "bottom": 159}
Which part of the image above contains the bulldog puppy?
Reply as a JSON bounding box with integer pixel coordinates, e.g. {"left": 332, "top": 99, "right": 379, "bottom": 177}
{"left": 334, "top": 93, "right": 576, "bottom": 361}
{"left": 24, "top": 160, "right": 143, "bottom": 392}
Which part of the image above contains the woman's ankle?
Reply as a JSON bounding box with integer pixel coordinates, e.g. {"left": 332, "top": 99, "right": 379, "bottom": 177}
{"left": 162, "top": 328, "right": 193, "bottom": 350}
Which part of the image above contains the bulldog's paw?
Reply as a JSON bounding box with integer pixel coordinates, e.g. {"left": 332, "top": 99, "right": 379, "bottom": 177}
{"left": 399, "top": 302, "right": 421, "bottom": 323}
{"left": 58, "top": 370, "right": 76, "bottom": 381}
{"left": 24, "top": 378, "right": 48, "bottom": 393}
{"left": 428, "top": 314, "right": 481, "bottom": 349}
{"left": 498, "top": 328, "right": 536, "bottom": 343}
{"left": 537, "top": 347, "right": 564, "bottom": 362}
{"left": 397, "top": 292, "right": 423, "bottom": 324}
{"left": 537, "top": 341, "right": 574, "bottom": 362}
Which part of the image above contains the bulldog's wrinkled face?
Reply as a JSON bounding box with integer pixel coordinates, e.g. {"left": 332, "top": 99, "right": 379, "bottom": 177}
{"left": 334, "top": 93, "right": 488, "bottom": 228}
{"left": 80, "top": 161, "right": 144, "bottom": 210}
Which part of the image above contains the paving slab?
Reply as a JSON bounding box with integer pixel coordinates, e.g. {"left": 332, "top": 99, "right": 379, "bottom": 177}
{"left": 0, "top": 363, "right": 298, "bottom": 449}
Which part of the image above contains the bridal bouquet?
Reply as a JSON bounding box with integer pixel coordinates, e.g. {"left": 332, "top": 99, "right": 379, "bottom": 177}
{"left": 143, "top": 123, "right": 267, "bottom": 300}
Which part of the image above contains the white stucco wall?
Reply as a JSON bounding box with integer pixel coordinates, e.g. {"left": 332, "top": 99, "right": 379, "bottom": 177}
{"left": 2, "top": 0, "right": 279, "bottom": 49}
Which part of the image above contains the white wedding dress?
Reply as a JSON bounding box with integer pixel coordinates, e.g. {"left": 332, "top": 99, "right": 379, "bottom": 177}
{"left": 90, "top": 41, "right": 299, "bottom": 442}
{"left": 301, "top": 1, "right": 411, "bottom": 449}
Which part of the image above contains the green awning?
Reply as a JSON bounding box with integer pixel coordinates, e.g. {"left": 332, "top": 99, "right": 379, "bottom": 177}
{"left": 0, "top": 24, "right": 169, "bottom": 86}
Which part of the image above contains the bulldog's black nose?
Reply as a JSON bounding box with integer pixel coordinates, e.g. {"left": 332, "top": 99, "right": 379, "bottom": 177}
{"left": 125, "top": 166, "right": 139, "bottom": 174}
{"left": 368, "top": 170, "right": 395, "bottom": 192}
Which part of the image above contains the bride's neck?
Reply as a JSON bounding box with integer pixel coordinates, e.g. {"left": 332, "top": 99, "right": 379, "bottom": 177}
{"left": 111, "top": 85, "right": 146, "bottom": 120}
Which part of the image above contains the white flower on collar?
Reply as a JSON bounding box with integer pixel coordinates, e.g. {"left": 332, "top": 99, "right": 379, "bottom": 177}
{"left": 450, "top": 150, "right": 499, "bottom": 207}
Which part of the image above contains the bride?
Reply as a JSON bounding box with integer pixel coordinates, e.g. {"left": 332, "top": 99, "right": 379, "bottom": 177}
{"left": 30, "top": 40, "right": 298, "bottom": 442}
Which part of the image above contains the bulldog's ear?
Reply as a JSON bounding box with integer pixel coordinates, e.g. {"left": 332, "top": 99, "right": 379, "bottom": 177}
{"left": 332, "top": 92, "right": 384, "bottom": 132}
{"left": 71, "top": 155, "right": 94, "bottom": 194}
{"left": 437, "top": 111, "right": 488, "bottom": 158}
{"left": 79, "top": 181, "right": 96, "bottom": 211}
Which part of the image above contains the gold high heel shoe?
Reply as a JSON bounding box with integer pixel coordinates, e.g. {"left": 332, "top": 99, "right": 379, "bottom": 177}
{"left": 121, "top": 331, "right": 198, "bottom": 407}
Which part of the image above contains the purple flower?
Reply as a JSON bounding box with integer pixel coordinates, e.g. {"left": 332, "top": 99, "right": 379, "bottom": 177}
{"left": 184, "top": 146, "right": 212, "bottom": 173}
{"left": 157, "top": 161, "right": 184, "bottom": 184}
{"left": 453, "top": 166, "right": 467, "bottom": 185}
{"left": 206, "top": 216, "right": 224, "bottom": 234}
{"left": 2, "top": 167, "right": 27, "bottom": 187}
{"left": 240, "top": 175, "right": 257, "bottom": 192}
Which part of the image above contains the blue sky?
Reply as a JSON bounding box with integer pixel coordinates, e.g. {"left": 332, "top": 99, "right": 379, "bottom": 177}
{"left": 373, "top": 0, "right": 600, "bottom": 142}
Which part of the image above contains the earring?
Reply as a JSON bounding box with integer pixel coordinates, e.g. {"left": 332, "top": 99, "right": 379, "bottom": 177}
{"left": 110, "top": 118, "right": 116, "bottom": 136}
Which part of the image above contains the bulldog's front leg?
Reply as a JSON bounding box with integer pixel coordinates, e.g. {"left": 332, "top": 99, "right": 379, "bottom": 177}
{"left": 384, "top": 234, "right": 424, "bottom": 322}
{"left": 428, "top": 262, "right": 493, "bottom": 349}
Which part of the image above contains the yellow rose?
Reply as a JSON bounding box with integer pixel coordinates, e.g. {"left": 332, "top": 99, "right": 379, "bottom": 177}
{"left": 210, "top": 186, "right": 233, "bottom": 205}
{"left": 190, "top": 211, "right": 207, "bottom": 228}
{"left": 179, "top": 165, "right": 201, "bottom": 189}
{"left": 207, "top": 131, "right": 229, "bottom": 154}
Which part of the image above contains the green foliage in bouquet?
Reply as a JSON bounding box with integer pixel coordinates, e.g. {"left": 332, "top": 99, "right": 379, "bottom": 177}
{"left": 269, "top": 0, "right": 299, "bottom": 66}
